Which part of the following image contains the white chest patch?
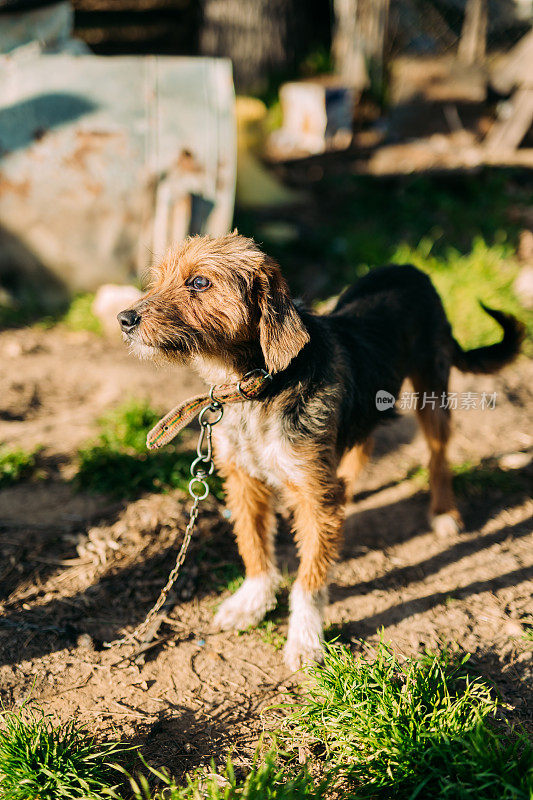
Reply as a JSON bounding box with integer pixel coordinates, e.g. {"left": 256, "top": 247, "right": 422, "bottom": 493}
{"left": 213, "top": 402, "right": 305, "bottom": 489}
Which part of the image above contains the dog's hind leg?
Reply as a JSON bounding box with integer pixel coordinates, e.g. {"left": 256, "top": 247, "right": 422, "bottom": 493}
{"left": 282, "top": 474, "right": 345, "bottom": 670}
{"left": 337, "top": 438, "right": 373, "bottom": 499}
{"left": 214, "top": 465, "right": 281, "bottom": 631}
{"left": 411, "top": 372, "right": 464, "bottom": 536}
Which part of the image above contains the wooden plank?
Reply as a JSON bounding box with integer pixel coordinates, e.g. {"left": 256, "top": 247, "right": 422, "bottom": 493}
{"left": 491, "top": 28, "right": 533, "bottom": 93}
{"left": 485, "top": 86, "right": 533, "bottom": 152}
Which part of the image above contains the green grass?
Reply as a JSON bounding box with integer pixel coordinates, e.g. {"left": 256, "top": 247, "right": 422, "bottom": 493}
{"left": 253, "top": 594, "right": 290, "bottom": 651}
{"left": 3, "top": 645, "right": 531, "bottom": 799}
{"left": 126, "top": 751, "right": 328, "bottom": 800}
{"left": 76, "top": 399, "right": 223, "bottom": 500}
{"left": 282, "top": 641, "right": 533, "bottom": 799}
{"left": 0, "top": 706, "right": 130, "bottom": 800}
{"left": 0, "top": 292, "right": 102, "bottom": 333}
{"left": 408, "top": 458, "right": 528, "bottom": 497}
{"left": 210, "top": 562, "right": 245, "bottom": 594}
{"left": 256, "top": 618, "right": 286, "bottom": 652}
{"left": 237, "top": 169, "right": 533, "bottom": 351}
{"left": 393, "top": 236, "right": 529, "bottom": 351}
{"left": 0, "top": 303, "right": 36, "bottom": 329}
{"left": 451, "top": 458, "right": 529, "bottom": 497}
{"left": 0, "top": 290, "right": 57, "bottom": 329}
{"left": 0, "top": 447, "right": 38, "bottom": 488}
{"left": 521, "top": 619, "right": 533, "bottom": 645}
{"left": 59, "top": 293, "right": 102, "bottom": 335}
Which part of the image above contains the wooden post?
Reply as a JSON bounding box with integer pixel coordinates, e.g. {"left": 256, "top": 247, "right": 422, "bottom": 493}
{"left": 333, "top": 0, "right": 363, "bottom": 83}
{"left": 333, "top": 0, "right": 389, "bottom": 92}
{"left": 458, "top": 0, "right": 488, "bottom": 66}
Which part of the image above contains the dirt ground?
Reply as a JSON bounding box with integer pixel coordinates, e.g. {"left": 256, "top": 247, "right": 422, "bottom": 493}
{"left": 0, "top": 322, "right": 532, "bottom": 779}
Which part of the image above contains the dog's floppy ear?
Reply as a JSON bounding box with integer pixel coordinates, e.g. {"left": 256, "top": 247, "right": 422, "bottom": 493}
{"left": 257, "top": 259, "right": 310, "bottom": 373}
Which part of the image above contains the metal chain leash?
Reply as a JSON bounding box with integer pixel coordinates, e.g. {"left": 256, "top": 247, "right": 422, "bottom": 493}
{"left": 103, "top": 397, "right": 224, "bottom": 649}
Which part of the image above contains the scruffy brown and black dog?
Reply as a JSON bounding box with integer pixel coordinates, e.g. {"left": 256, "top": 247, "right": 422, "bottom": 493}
{"left": 118, "top": 232, "right": 524, "bottom": 669}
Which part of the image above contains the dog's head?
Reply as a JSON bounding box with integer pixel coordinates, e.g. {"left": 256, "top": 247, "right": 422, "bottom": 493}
{"left": 118, "top": 232, "right": 309, "bottom": 374}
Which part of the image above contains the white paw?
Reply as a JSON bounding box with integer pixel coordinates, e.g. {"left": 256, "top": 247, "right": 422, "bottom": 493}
{"left": 431, "top": 512, "right": 463, "bottom": 537}
{"left": 214, "top": 571, "right": 281, "bottom": 631}
{"left": 283, "top": 583, "right": 326, "bottom": 671}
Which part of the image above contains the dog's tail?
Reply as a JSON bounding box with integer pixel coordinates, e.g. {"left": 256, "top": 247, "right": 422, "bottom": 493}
{"left": 452, "top": 303, "right": 525, "bottom": 374}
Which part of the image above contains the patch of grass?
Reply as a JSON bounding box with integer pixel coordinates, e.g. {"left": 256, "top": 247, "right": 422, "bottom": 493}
{"left": 0, "top": 706, "right": 130, "bottom": 800}
{"left": 257, "top": 618, "right": 286, "bottom": 651}
{"left": 127, "top": 751, "right": 328, "bottom": 800}
{"left": 76, "top": 399, "right": 222, "bottom": 500}
{"left": 60, "top": 293, "right": 102, "bottom": 335}
{"left": 211, "top": 562, "right": 245, "bottom": 594}
{"left": 324, "top": 622, "right": 350, "bottom": 644}
{"left": 0, "top": 447, "right": 38, "bottom": 488}
{"left": 234, "top": 598, "right": 288, "bottom": 651}
{"left": 392, "top": 236, "right": 530, "bottom": 351}
{"left": 406, "top": 464, "right": 430, "bottom": 485}
{"left": 92, "top": 400, "right": 162, "bottom": 454}
{"left": 0, "top": 304, "right": 36, "bottom": 329}
{"left": 521, "top": 618, "right": 533, "bottom": 645}
{"left": 407, "top": 458, "right": 527, "bottom": 497}
{"left": 282, "top": 640, "right": 533, "bottom": 799}
{"left": 451, "top": 458, "right": 527, "bottom": 497}
{"left": 0, "top": 292, "right": 102, "bottom": 333}
{"left": 0, "top": 288, "right": 60, "bottom": 329}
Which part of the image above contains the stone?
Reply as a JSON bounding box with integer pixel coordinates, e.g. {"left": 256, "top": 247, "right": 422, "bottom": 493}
{"left": 498, "top": 451, "right": 531, "bottom": 471}
{"left": 92, "top": 284, "right": 143, "bottom": 337}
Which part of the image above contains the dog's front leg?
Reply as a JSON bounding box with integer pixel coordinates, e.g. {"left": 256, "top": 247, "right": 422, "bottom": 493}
{"left": 283, "top": 476, "right": 345, "bottom": 671}
{"left": 214, "top": 464, "right": 281, "bottom": 630}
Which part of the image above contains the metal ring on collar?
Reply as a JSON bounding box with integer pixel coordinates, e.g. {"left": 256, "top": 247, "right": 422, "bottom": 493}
{"left": 208, "top": 385, "right": 223, "bottom": 406}
{"left": 237, "top": 368, "right": 272, "bottom": 400}
{"left": 198, "top": 403, "right": 224, "bottom": 426}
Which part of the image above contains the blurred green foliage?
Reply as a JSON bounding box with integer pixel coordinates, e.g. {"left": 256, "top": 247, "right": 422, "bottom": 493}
{"left": 0, "top": 447, "right": 37, "bottom": 488}
{"left": 60, "top": 294, "right": 102, "bottom": 334}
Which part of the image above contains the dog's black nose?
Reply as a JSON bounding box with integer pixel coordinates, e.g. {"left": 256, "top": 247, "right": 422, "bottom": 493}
{"left": 117, "top": 309, "right": 140, "bottom": 332}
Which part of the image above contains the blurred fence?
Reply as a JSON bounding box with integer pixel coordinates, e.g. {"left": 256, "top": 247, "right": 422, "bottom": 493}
{"left": 69, "top": 0, "right": 532, "bottom": 84}
{"left": 388, "top": 0, "right": 531, "bottom": 58}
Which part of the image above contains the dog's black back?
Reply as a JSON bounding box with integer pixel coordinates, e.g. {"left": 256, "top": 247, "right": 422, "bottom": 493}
{"left": 270, "top": 264, "right": 523, "bottom": 457}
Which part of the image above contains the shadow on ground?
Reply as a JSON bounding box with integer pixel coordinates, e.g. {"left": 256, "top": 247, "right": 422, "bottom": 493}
{"left": 1, "top": 458, "right": 531, "bottom": 669}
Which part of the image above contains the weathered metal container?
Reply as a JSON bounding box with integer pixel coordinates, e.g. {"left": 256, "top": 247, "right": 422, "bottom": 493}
{"left": 0, "top": 52, "right": 236, "bottom": 301}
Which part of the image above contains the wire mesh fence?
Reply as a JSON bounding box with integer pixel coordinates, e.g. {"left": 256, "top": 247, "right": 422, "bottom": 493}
{"left": 388, "top": 0, "right": 531, "bottom": 59}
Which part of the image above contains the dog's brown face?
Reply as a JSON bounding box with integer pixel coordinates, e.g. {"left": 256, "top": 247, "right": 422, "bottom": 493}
{"left": 118, "top": 232, "right": 309, "bottom": 374}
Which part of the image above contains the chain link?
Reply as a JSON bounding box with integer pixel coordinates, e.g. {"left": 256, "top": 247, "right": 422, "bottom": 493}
{"left": 103, "top": 399, "right": 224, "bottom": 649}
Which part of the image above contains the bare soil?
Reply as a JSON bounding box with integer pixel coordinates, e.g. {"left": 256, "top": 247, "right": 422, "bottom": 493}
{"left": 0, "top": 324, "right": 532, "bottom": 780}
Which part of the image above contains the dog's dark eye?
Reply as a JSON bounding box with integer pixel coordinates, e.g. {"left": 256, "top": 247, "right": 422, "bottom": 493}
{"left": 189, "top": 276, "right": 211, "bottom": 292}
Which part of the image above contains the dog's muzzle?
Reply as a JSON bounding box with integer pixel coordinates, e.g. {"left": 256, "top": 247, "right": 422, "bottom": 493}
{"left": 117, "top": 308, "right": 141, "bottom": 333}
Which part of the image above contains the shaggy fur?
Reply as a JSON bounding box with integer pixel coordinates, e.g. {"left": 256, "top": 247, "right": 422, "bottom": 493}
{"left": 118, "top": 232, "right": 524, "bottom": 670}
